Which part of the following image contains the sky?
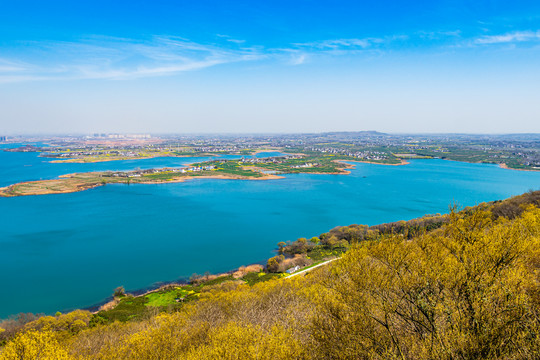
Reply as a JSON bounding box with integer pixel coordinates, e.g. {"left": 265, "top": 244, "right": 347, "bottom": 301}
{"left": 0, "top": 0, "right": 539, "bottom": 134}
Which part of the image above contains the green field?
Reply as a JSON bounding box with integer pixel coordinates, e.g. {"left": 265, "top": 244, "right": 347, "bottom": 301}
{"left": 145, "top": 288, "right": 196, "bottom": 307}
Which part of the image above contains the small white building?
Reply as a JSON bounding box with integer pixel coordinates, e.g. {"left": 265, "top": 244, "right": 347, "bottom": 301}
{"left": 286, "top": 265, "right": 301, "bottom": 274}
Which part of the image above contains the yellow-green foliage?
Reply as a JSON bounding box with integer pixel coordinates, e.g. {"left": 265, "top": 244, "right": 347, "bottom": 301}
{"left": 185, "top": 323, "right": 306, "bottom": 360}
{"left": 65, "top": 280, "right": 310, "bottom": 359}
{"left": 25, "top": 310, "right": 92, "bottom": 335}
{"left": 2, "top": 202, "right": 539, "bottom": 359}
{"left": 312, "top": 206, "right": 540, "bottom": 359}
{"left": 0, "top": 330, "right": 72, "bottom": 360}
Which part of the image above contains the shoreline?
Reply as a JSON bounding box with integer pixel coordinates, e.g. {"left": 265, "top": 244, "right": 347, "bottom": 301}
{"left": 139, "top": 173, "right": 285, "bottom": 185}
{"left": 48, "top": 150, "right": 295, "bottom": 164}
{"left": 251, "top": 148, "right": 286, "bottom": 155}
{"left": 336, "top": 159, "right": 409, "bottom": 167}
{"left": 0, "top": 172, "right": 286, "bottom": 197}
{"left": 438, "top": 158, "right": 540, "bottom": 172}
{"left": 0, "top": 159, "right": 393, "bottom": 198}
{"left": 47, "top": 153, "right": 221, "bottom": 164}
{"left": 84, "top": 260, "right": 269, "bottom": 314}
{"left": 47, "top": 150, "right": 300, "bottom": 164}
{"left": 0, "top": 180, "right": 104, "bottom": 197}
{"left": 499, "top": 163, "right": 540, "bottom": 172}
{"left": 83, "top": 280, "right": 190, "bottom": 314}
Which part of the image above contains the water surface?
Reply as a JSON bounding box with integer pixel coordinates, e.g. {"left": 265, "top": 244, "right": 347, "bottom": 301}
{"left": 1, "top": 149, "right": 539, "bottom": 318}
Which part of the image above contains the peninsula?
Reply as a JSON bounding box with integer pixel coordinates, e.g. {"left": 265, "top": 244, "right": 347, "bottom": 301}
{"left": 0, "top": 155, "right": 352, "bottom": 197}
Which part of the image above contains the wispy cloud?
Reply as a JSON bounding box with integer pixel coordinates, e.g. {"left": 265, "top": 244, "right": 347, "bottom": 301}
{"left": 417, "top": 30, "right": 462, "bottom": 40}
{"left": 293, "top": 36, "right": 402, "bottom": 51}
{"left": 275, "top": 49, "right": 308, "bottom": 66}
{"left": 290, "top": 35, "right": 410, "bottom": 58}
{"left": 290, "top": 53, "right": 307, "bottom": 65}
{"left": 226, "top": 39, "right": 246, "bottom": 44}
{"left": 474, "top": 30, "right": 540, "bottom": 44}
{"left": 0, "top": 59, "right": 30, "bottom": 73}
{"left": 296, "top": 38, "right": 377, "bottom": 49}
{"left": 2, "top": 28, "right": 539, "bottom": 83}
{"left": 0, "top": 36, "right": 264, "bottom": 83}
{"left": 216, "top": 34, "right": 246, "bottom": 44}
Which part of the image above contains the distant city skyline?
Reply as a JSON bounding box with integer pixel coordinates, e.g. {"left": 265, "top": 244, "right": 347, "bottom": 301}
{"left": 1, "top": 0, "right": 539, "bottom": 134}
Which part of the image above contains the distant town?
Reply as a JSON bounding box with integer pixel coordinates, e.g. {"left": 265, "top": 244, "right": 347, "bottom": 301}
{"left": 2, "top": 132, "right": 539, "bottom": 170}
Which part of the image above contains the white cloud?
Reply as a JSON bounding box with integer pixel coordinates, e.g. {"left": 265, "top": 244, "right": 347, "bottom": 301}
{"left": 474, "top": 30, "right": 540, "bottom": 44}
{"left": 0, "top": 65, "right": 25, "bottom": 72}
{"left": 0, "top": 36, "right": 264, "bottom": 82}
{"left": 417, "top": 30, "right": 461, "bottom": 40}
{"left": 226, "top": 39, "right": 246, "bottom": 44}
{"left": 290, "top": 54, "right": 307, "bottom": 65}
{"left": 294, "top": 38, "right": 380, "bottom": 50}
{"left": 3, "top": 29, "right": 539, "bottom": 83}
{"left": 291, "top": 35, "right": 410, "bottom": 56}
{"left": 216, "top": 34, "right": 246, "bottom": 44}
{"left": 0, "top": 59, "right": 29, "bottom": 73}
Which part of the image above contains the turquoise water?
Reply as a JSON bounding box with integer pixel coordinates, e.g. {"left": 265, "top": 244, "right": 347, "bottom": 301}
{"left": 1, "top": 147, "right": 540, "bottom": 318}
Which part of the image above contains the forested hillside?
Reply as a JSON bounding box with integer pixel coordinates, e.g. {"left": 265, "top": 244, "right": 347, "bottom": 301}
{"left": 1, "top": 192, "right": 539, "bottom": 359}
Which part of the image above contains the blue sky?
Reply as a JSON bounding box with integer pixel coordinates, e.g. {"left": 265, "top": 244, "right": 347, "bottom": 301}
{"left": 0, "top": 0, "right": 539, "bottom": 134}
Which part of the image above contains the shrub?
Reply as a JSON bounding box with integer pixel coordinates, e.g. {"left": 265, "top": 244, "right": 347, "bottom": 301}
{"left": 113, "top": 286, "right": 125, "bottom": 298}
{"left": 0, "top": 330, "right": 72, "bottom": 360}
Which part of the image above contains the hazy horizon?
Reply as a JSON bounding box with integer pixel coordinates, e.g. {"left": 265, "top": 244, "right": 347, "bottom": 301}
{"left": 1, "top": 1, "right": 540, "bottom": 134}
{"left": 4, "top": 130, "right": 540, "bottom": 137}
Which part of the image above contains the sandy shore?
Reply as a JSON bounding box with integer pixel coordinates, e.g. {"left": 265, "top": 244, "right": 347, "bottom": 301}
{"left": 299, "top": 161, "right": 353, "bottom": 175}
{"left": 0, "top": 172, "right": 286, "bottom": 197}
{"left": 50, "top": 157, "right": 153, "bottom": 164}
{"left": 336, "top": 159, "right": 409, "bottom": 167}
{"left": 0, "top": 181, "right": 104, "bottom": 197}
{"left": 48, "top": 153, "right": 213, "bottom": 164}
{"left": 252, "top": 148, "right": 286, "bottom": 154}
{"left": 140, "top": 173, "right": 285, "bottom": 184}
{"left": 48, "top": 149, "right": 302, "bottom": 164}
{"left": 499, "top": 163, "right": 540, "bottom": 172}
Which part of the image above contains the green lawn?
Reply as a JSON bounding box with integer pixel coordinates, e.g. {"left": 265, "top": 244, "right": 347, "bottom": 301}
{"left": 145, "top": 288, "right": 194, "bottom": 307}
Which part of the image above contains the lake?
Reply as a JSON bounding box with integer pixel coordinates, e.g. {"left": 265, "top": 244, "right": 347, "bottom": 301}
{"left": 1, "top": 146, "right": 540, "bottom": 318}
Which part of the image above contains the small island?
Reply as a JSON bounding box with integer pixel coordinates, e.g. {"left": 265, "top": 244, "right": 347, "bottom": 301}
{"left": 0, "top": 155, "right": 355, "bottom": 197}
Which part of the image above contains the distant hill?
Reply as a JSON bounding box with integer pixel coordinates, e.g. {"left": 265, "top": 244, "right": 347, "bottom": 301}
{"left": 321, "top": 131, "right": 388, "bottom": 136}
